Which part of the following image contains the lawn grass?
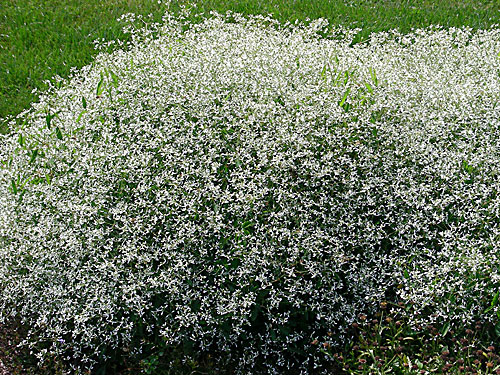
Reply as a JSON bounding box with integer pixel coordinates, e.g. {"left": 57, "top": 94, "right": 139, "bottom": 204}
{"left": 0, "top": 0, "right": 172, "bottom": 132}
{"left": 2, "top": 0, "right": 500, "bottom": 133}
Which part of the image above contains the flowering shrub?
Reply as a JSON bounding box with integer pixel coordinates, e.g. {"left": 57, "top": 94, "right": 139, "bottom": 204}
{"left": 1, "top": 11, "right": 500, "bottom": 374}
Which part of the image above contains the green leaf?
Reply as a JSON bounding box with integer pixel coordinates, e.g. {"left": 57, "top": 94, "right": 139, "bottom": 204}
{"left": 403, "top": 269, "right": 410, "bottom": 279}
{"left": 492, "top": 291, "right": 499, "bottom": 307}
{"left": 242, "top": 220, "right": 254, "bottom": 229}
{"left": 250, "top": 305, "right": 260, "bottom": 321}
{"left": 82, "top": 96, "right": 87, "bottom": 109}
{"left": 343, "top": 70, "right": 349, "bottom": 85}
{"left": 11, "top": 178, "right": 17, "bottom": 194}
{"left": 76, "top": 110, "right": 87, "bottom": 123}
{"left": 495, "top": 322, "right": 500, "bottom": 338}
{"left": 109, "top": 70, "right": 119, "bottom": 87}
{"left": 55, "top": 127, "right": 63, "bottom": 140}
{"left": 370, "top": 67, "right": 378, "bottom": 86}
{"left": 365, "top": 82, "right": 373, "bottom": 93}
{"left": 415, "top": 359, "right": 423, "bottom": 369}
{"left": 45, "top": 111, "right": 60, "bottom": 130}
{"left": 320, "top": 348, "right": 334, "bottom": 358}
{"left": 29, "top": 149, "right": 38, "bottom": 163}
{"left": 320, "top": 64, "right": 327, "bottom": 79}
{"left": 230, "top": 258, "right": 240, "bottom": 269}
{"left": 338, "top": 88, "right": 350, "bottom": 108}
{"left": 270, "top": 329, "right": 277, "bottom": 341}
{"left": 45, "top": 113, "right": 53, "bottom": 129}
{"left": 190, "top": 299, "right": 201, "bottom": 313}
{"left": 441, "top": 322, "right": 450, "bottom": 337}
{"left": 18, "top": 133, "right": 24, "bottom": 146}
{"left": 96, "top": 72, "right": 105, "bottom": 97}
{"left": 183, "top": 339, "right": 194, "bottom": 353}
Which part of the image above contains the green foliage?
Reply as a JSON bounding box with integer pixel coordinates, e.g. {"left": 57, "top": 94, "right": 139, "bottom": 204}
{"left": 329, "top": 302, "right": 500, "bottom": 374}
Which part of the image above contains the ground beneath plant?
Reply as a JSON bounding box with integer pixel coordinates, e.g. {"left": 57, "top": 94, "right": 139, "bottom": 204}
{"left": 0, "top": 321, "right": 27, "bottom": 375}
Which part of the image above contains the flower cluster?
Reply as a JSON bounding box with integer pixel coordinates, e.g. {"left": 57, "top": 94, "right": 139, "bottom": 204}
{"left": 1, "top": 11, "right": 500, "bottom": 373}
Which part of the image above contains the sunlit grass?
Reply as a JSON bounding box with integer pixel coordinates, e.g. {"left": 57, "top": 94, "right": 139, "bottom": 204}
{"left": 0, "top": 0, "right": 172, "bottom": 132}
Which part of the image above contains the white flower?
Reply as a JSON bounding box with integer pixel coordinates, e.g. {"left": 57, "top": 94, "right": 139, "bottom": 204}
{"left": 1, "top": 10, "right": 500, "bottom": 374}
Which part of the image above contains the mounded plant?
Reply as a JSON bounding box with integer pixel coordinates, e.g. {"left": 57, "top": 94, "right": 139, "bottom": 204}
{"left": 1, "top": 10, "right": 500, "bottom": 374}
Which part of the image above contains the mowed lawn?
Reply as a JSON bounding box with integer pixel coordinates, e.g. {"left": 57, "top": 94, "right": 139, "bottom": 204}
{"left": 1, "top": 0, "right": 500, "bottom": 133}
